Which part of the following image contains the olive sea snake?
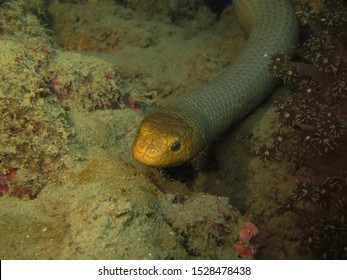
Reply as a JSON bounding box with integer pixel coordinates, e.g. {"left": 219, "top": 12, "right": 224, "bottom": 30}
{"left": 132, "top": 0, "right": 298, "bottom": 167}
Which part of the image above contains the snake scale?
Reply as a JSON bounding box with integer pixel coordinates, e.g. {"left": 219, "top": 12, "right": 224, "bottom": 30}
{"left": 132, "top": 0, "right": 299, "bottom": 167}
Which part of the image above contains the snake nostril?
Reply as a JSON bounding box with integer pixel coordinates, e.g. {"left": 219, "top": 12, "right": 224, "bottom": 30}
{"left": 171, "top": 140, "right": 181, "bottom": 152}
{"left": 137, "top": 141, "right": 145, "bottom": 148}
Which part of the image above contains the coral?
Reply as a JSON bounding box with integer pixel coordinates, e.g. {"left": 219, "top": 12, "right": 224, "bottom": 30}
{"left": 258, "top": 0, "right": 347, "bottom": 259}
{"left": 235, "top": 242, "right": 256, "bottom": 258}
{"left": 236, "top": 221, "right": 258, "bottom": 259}
{"left": 239, "top": 222, "right": 259, "bottom": 242}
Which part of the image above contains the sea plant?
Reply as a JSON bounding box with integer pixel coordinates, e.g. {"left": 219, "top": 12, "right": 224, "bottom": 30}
{"left": 257, "top": 0, "right": 347, "bottom": 259}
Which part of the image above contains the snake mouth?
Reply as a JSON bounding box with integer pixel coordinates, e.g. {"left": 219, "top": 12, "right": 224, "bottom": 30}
{"left": 131, "top": 140, "right": 163, "bottom": 167}
{"left": 131, "top": 110, "right": 193, "bottom": 167}
{"left": 131, "top": 129, "right": 193, "bottom": 168}
{"left": 131, "top": 127, "right": 173, "bottom": 167}
{"left": 131, "top": 107, "right": 210, "bottom": 167}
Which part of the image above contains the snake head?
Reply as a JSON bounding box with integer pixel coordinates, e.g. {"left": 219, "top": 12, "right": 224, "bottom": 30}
{"left": 131, "top": 109, "right": 202, "bottom": 167}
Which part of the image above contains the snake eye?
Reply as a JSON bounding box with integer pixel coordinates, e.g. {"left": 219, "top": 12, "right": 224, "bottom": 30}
{"left": 171, "top": 140, "right": 181, "bottom": 152}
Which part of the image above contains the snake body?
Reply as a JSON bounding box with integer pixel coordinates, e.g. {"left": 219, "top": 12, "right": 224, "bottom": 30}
{"left": 132, "top": 0, "right": 298, "bottom": 167}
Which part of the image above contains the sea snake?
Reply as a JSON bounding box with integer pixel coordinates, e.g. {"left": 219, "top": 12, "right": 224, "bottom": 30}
{"left": 131, "top": 0, "right": 298, "bottom": 167}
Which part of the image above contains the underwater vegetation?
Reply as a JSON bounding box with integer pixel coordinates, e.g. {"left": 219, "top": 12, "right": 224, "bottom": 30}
{"left": 257, "top": 0, "right": 347, "bottom": 259}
